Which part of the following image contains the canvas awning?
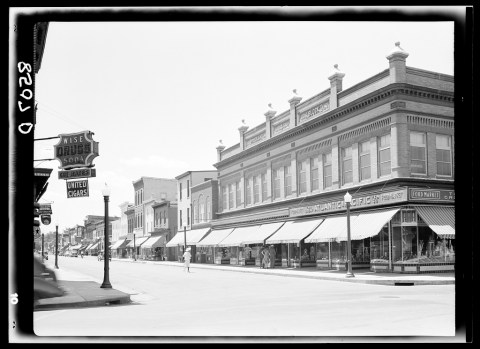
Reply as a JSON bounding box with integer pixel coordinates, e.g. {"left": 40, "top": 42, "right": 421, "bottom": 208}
{"left": 165, "top": 228, "right": 211, "bottom": 247}
{"left": 216, "top": 225, "right": 262, "bottom": 247}
{"left": 336, "top": 208, "right": 400, "bottom": 242}
{"left": 196, "top": 228, "right": 235, "bottom": 247}
{"left": 88, "top": 242, "right": 100, "bottom": 250}
{"left": 125, "top": 236, "right": 149, "bottom": 248}
{"left": 241, "top": 222, "right": 286, "bottom": 245}
{"left": 84, "top": 243, "right": 94, "bottom": 251}
{"left": 111, "top": 239, "right": 130, "bottom": 249}
{"left": 265, "top": 219, "right": 324, "bottom": 244}
{"left": 141, "top": 235, "right": 166, "bottom": 249}
{"left": 415, "top": 206, "right": 455, "bottom": 239}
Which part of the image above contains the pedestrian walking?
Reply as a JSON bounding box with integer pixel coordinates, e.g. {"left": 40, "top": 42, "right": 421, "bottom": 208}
{"left": 183, "top": 247, "right": 192, "bottom": 273}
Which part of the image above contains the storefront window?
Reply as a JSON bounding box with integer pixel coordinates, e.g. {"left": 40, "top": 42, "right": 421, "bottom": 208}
{"left": 401, "top": 226, "right": 418, "bottom": 262}
{"left": 370, "top": 225, "right": 389, "bottom": 262}
{"left": 300, "top": 243, "right": 316, "bottom": 262}
{"left": 351, "top": 239, "right": 370, "bottom": 262}
{"left": 315, "top": 242, "right": 329, "bottom": 260}
{"left": 418, "top": 226, "right": 452, "bottom": 263}
{"left": 330, "top": 241, "right": 346, "bottom": 263}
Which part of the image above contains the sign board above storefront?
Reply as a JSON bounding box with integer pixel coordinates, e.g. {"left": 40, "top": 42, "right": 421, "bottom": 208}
{"left": 66, "top": 179, "right": 89, "bottom": 198}
{"left": 38, "top": 203, "right": 52, "bottom": 215}
{"left": 408, "top": 188, "right": 455, "bottom": 202}
{"left": 289, "top": 188, "right": 408, "bottom": 218}
{"left": 54, "top": 131, "right": 99, "bottom": 170}
{"left": 58, "top": 168, "right": 96, "bottom": 180}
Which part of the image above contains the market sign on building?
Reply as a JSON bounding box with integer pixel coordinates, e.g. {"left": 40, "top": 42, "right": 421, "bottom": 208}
{"left": 66, "top": 179, "right": 89, "bottom": 198}
{"left": 408, "top": 188, "right": 455, "bottom": 202}
{"left": 289, "top": 188, "right": 408, "bottom": 218}
{"left": 54, "top": 131, "right": 99, "bottom": 170}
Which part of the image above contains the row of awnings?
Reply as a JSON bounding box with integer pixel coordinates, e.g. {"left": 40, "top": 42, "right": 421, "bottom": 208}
{"left": 166, "top": 206, "right": 455, "bottom": 247}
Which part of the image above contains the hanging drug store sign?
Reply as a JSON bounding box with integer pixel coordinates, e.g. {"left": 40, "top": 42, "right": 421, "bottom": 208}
{"left": 289, "top": 188, "right": 408, "bottom": 217}
{"left": 54, "top": 131, "right": 99, "bottom": 170}
{"left": 59, "top": 168, "right": 96, "bottom": 180}
{"left": 66, "top": 179, "right": 89, "bottom": 198}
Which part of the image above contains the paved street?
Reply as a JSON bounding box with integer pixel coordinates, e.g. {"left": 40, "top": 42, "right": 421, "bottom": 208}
{"left": 34, "top": 256, "right": 455, "bottom": 339}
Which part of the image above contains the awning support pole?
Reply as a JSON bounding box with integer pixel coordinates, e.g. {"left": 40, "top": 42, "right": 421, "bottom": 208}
{"left": 388, "top": 221, "right": 392, "bottom": 271}
{"left": 328, "top": 240, "right": 331, "bottom": 268}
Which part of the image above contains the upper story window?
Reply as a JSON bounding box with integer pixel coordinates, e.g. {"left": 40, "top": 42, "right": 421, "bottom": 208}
{"left": 163, "top": 211, "right": 166, "bottom": 225}
{"left": 179, "top": 183, "right": 183, "bottom": 200}
{"left": 179, "top": 209, "right": 183, "bottom": 227}
{"left": 410, "top": 131, "right": 427, "bottom": 175}
{"left": 310, "top": 157, "right": 319, "bottom": 192}
{"left": 228, "top": 184, "right": 234, "bottom": 209}
{"left": 206, "top": 198, "right": 211, "bottom": 220}
{"left": 298, "top": 161, "right": 307, "bottom": 194}
{"left": 199, "top": 195, "right": 205, "bottom": 223}
{"left": 284, "top": 164, "right": 292, "bottom": 196}
{"left": 378, "top": 133, "right": 391, "bottom": 177}
{"left": 341, "top": 146, "right": 353, "bottom": 185}
{"left": 273, "top": 169, "right": 281, "bottom": 200}
{"left": 323, "top": 153, "right": 332, "bottom": 189}
{"left": 261, "top": 173, "right": 267, "bottom": 202}
{"left": 436, "top": 134, "right": 452, "bottom": 176}
{"left": 253, "top": 175, "right": 260, "bottom": 204}
{"left": 187, "top": 180, "right": 190, "bottom": 198}
{"left": 359, "top": 140, "right": 371, "bottom": 181}
{"left": 193, "top": 200, "right": 198, "bottom": 224}
{"left": 235, "top": 181, "right": 241, "bottom": 207}
{"left": 187, "top": 207, "right": 190, "bottom": 226}
{"left": 246, "top": 177, "right": 252, "bottom": 206}
{"left": 222, "top": 185, "right": 227, "bottom": 211}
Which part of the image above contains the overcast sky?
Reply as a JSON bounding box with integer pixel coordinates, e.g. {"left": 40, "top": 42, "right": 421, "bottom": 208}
{"left": 27, "top": 9, "right": 458, "bottom": 233}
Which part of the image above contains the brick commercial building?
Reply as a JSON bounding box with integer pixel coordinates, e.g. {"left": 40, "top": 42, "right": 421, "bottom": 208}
{"left": 203, "top": 42, "right": 454, "bottom": 273}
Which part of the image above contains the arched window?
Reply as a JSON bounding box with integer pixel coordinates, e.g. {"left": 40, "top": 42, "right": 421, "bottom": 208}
{"left": 193, "top": 200, "right": 198, "bottom": 224}
{"left": 206, "top": 197, "right": 211, "bottom": 221}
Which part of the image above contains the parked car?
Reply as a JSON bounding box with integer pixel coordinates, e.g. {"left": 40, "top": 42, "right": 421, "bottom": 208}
{"left": 33, "top": 255, "right": 64, "bottom": 300}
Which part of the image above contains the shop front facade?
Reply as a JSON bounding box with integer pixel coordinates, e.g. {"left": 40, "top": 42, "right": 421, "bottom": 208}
{"left": 211, "top": 42, "right": 454, "bottom": 274}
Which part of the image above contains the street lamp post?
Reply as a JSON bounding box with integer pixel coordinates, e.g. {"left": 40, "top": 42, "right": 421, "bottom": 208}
{"left": 100, "top": 183, "right": 112, "bottom": 289}
{"left": 344, "top": 191, "right": 355, "bottom": 278}
{"left": 55, "top": 224, "right": 59, "bottom": 269}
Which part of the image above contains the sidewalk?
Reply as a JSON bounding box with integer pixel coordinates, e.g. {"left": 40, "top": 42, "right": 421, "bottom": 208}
{"left": 34, "top": 265, "right": 131, "bottom": 311}
{"left": 115, "top": 258, "right": 455, "bottom": 286}
{"left": 34, "top": 257, "right": 454, "bottom": 311}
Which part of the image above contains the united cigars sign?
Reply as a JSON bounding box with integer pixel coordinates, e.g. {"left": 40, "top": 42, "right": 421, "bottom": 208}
{"left": 66, "top": 179, "right": 89, "bottom": 198}
{"left": 54, "top": 131, "right": 99, "bottom": 170}
{"left": 289, "top": 188, "right": 408, "bottom": 217}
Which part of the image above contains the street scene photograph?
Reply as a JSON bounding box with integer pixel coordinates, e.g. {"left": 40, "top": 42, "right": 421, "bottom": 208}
{"left": 9, "top": 6, "right": 472, "bottom": 344}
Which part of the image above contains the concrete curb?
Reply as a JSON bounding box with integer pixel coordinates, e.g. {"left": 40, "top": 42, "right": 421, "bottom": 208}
{"left": 111, "top": 258, "right": 455, "bottom": 286}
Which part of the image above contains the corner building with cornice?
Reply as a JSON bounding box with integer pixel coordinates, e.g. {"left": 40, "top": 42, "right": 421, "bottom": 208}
{"left": 206, "top": 42, "right": 454, "bottom": 274}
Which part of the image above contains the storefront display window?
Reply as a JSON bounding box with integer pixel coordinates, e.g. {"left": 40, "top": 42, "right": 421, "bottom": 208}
{"left": 418, "top": 226, "right": 453, "bottom": 263}
{"left": 301, "top": 243, "right": 316, "bottom": 262}
{"left": 370, "top": 225, "right": 389, "bottom": 262}
{"left": 351, "top": 239, "right": 370, "bottom": 262}
{"left": 315, "top": 242, "right": 329, "bottom": 260}
{"left": 330, "top": 241, "right": 346, "bottom": 263}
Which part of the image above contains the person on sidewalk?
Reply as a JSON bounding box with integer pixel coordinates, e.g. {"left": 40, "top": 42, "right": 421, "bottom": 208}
{"left": 183, "top": 247, "right": 192, "bottom": 273}
{"left": 262, "top": 247, "right": 270, "bottom": 269}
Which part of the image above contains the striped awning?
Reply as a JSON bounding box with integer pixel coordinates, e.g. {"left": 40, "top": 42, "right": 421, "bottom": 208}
{"left": 165, "top": 228, "right": 211, "bottom": 247}
{"left": 111, "top": 239, "right": 130, "bottom": 249}
{"left": 141, "top": 235, "right": 166, "bottom": 249}
{"left": 336, "top": 208, "right": 400, "bottom": 242}
{"left": 125, "top": 236, "right": 149, "bottom": 248}
{"left": 304, "top": 215, "right": 356, "bottom": 243}
{"left": 216, "top": 225, "right": 261, "bottom": 247}
{"left": 265, "top": 219, "right": 323, "bottom": 244}
{"left": 241, "top": 222, "right": 286, "bottom": 245}
{"left": 415, "top": 206, "right": 455, "bottom": 239}
{"left": 196, "top": 228, "right": 235, "bottom": 247}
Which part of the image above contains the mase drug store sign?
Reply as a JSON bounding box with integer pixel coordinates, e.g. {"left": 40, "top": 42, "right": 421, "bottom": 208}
{"left": 66, "top": 179, "right": 89, "bottom": 198}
